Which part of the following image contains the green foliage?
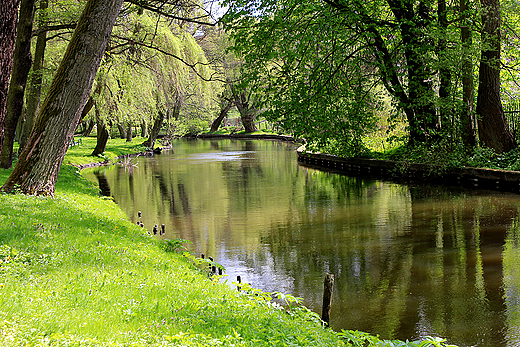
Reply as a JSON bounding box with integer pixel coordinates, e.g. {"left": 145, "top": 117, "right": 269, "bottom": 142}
{"left": 337, "top": 330, "right": 457, "bottom": 347}
{"left": 466, "top": 147, "right": 520, "bottom": 171}
{"left": 163, "top": 238, "right": 192, "bottom": 253}
{"left": 382, "top": 140, "right": 467, "bottom": 175}
{"left": 382, "top": 141, "right": 520, "bottom": 173}
{"left": 223, "top": 0, "right": 382, "bottom": 156}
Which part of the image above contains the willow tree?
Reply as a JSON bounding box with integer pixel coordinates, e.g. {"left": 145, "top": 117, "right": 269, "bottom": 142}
{"left": 117, "top": 13, "right": 217, "bottom": 142}
{"left": 2, "top": 0, "right": 125, "bottom": 196}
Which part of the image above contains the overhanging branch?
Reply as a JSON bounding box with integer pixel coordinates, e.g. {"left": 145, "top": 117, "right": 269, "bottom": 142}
{"left": 125, "top": 0, "right": 218, "bottom": 26}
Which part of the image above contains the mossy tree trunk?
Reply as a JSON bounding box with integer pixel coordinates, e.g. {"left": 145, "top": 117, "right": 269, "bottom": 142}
{"left": 0, "top": 0, "right": 20, "bottom": 156}
{"left": 126, "top": 123, "right": 132, "bottom": 142}
{"left": 116, "top": 122, "right": 127, "bottom": 139}
{"left": 83, "top": 119, "right": 95, "bottom": 137}
{"left": 141, "top": 120, "right": 148, "bottom": 137}
{"left": 1, "top": 0, "right": 125, "bottom": 196}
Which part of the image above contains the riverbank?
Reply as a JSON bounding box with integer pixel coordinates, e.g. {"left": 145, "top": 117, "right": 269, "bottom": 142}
{"left": 0, "top": 137, "right": 456, "bottom": 346}
{"left": 0, "top": 138, "right": 346, "bottom": 346}
{"left": 197, "top": 131, "right": 297, "bottom": 142}
{"left": 298, "top": 148, "right": 520, "bottom": 194}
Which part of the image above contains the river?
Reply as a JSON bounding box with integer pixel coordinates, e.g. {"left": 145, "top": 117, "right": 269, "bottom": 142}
{"left": 82, "top": 138, "right": 520, "bottom": 347}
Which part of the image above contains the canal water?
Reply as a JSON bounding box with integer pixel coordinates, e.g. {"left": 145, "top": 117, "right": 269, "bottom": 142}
{"left": 83, "top": 139, "right": 520, "bottom": 347}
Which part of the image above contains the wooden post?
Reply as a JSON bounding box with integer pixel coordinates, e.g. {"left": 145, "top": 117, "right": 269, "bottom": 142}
{"left": 208, "top": 256, "right": 216, "bottom": 274}
{"left": 321, "top": 273, "right": 334, "bottom": 326}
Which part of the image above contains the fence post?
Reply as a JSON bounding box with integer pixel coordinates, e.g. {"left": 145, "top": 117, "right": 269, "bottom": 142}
{"left": 321, "top": 273, "right": 335, "bottom": 326}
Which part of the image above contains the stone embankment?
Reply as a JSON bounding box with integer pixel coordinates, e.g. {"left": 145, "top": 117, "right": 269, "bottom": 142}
{"left": 197, "top": 133, "right": 296, "bottom": 142}
{"left": 297, "top": 149, "right": 520, "bottom": 194}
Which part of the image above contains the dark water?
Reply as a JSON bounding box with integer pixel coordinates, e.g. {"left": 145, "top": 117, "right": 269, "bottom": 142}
{"left": 83, "top": 139, "right": 520, "bottom": 347}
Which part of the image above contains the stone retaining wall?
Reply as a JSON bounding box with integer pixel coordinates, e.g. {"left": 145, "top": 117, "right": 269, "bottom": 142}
{"left": 297, "top": 149, "right": 520, "bottom": 194}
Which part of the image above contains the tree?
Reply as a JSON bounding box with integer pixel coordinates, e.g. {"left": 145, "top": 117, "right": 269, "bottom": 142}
{"left": 476, "top": 0, "right": 516, "bottom": 153}
{"left": 20, "top": 0, "right": 50, "bottom": 153}
{"left": 233, "top": 87, "right": 258, "bottom": 133}
{"left": 222, "top": 0, "right": 518, "bottom": 155}
{"left": 2, "top": 0, "right": 125, "bottom": 196}
{"left": 1, "top": 0, "right": 37, "bottom": 169}
{"left": 0, "top": 0, "right": 20, "bottom": 155}
{"left": 460, "top": 0, "right": 477, "bottom": 149}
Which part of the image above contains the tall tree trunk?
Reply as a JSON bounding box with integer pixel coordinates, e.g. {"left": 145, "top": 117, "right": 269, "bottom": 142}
{"left": 234, "top": 90, "right": 258, "bottom": 133}
{"left": 0, "top": 0, "right": 20, "bottom": 156}
{"left": 476, "top": 0, "right": 516, "bottom": 153}
{"left": 399, "top": 2, "right": 438, "bottom": 143}
{"left": 210, "top": 99, "right": 233, "bottom": 132}
{"left": 1, "top": 0, "right": 37, "bottom": 169}
{"left": 460, "top": 0, "right": 477, "bottom": 149}
{"left": 141, "top": 120, "right": 148, "bottom": 137}
{"left": 126, "top": 123, "right": 132, "bottom": 142}
{"left": 116, "top": 122, "right": 127, "bottom": 139}
{"left": 437, "top": 0, "right": 452, "bottom": 131}
{"left": 20, "top": 0, "right": 49, "bottom": 153}
{"left": 143, "top": 111, "right": 164, "bottom": 149}
{"left": 92, "top": 107, "right": 109, "bottom": 156}
{"left": 83, "top": 119, "right": 95, "bottom": 137}
{"left": 1, "top": 0, "right": 125, "bottom": 196}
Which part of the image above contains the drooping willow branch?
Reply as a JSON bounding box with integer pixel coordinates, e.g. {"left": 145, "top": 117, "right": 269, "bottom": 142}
{"left": 125, "top": 0, "right": 218, "bottom": 26}
{"left": 109, "top": 34, "right": 226, "bottom": 82}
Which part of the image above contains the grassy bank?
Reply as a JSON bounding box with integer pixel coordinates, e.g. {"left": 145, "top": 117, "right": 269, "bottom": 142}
{"left": 0, "top": 138, "right": 454, "bottom": 346}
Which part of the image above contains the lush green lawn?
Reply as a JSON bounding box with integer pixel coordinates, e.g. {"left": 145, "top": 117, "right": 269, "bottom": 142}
{"left": 64, "top": 136, "right": 147, "bottom": 167}
{"left": 0, "top": 137, "right": 455, "bottom": 346}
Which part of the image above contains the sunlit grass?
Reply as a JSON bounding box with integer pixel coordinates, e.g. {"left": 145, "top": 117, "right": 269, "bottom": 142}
{"left": 64, "top": 136, "right": 147, "bottom": 167}
{"left": 363, "top": 119, "right": 407, "bottom": 155}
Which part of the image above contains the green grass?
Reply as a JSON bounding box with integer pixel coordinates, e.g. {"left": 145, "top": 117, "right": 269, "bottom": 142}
{"left": 0, "top": 138, "right": 456, "bottom": 346}
{"left": 64, "top": 136, "right": 147, "bottom": 167}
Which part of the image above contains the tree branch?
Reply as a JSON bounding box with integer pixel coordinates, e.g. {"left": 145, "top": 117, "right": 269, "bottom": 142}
{"left": 32, "top": 24, "right": 76, "bottom": 37}
{"left": 124, "top": 0, "right": 218, "bottom": 26}
{"left": 110, "top": 34, "right": 226, "bottom": 82}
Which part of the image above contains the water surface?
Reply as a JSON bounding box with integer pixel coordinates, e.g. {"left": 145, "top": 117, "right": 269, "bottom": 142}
{"left": 83, "top": 139, "right": 520, "bottom": 347}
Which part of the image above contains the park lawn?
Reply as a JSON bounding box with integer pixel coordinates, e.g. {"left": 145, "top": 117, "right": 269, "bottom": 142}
{"left": 0, "top": 138, "right": 348, "bottom": 346}
{"left": 63, "top": 136, "right": 148, "bottom": 167}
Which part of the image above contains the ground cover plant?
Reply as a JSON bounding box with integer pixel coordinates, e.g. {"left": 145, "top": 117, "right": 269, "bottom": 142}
{"left": 0, "top": 139, "right": 457, "bottom": 346}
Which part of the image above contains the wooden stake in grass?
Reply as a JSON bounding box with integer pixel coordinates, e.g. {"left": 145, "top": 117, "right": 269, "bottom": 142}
{"left": 321, "top": 273, "right": 334, "bottom": 326}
